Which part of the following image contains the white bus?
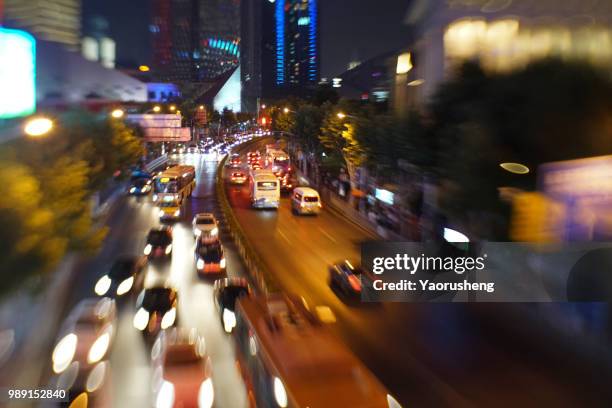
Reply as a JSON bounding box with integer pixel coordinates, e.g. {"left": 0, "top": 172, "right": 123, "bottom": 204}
{"left": 249, "top": 169, "right": 280, "bottom": 209}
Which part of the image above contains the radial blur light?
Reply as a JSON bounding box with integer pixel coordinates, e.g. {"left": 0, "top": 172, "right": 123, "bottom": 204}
{"left": 111, "top": 109, "right": 124, "bottom": 118}
{"left": 500, "top": 162, "right": 530, "bottom": 174}
{"left": 24, "top": 117, "right": 53, "bottom": 137}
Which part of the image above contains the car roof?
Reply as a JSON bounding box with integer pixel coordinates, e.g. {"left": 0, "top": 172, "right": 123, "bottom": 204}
{"left": 293, "top": 187, "right": 319, "bottom": 196}
{"left": 195, "top": 212, "right": 215, "bottom": 219}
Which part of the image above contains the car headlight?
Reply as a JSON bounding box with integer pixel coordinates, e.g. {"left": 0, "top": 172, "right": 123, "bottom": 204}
{"left": 387, "top": 394, "right": 402, "bottom": 408}
{"left": 211, "top": 227, "right": 218, "bottom": 236}
{"left": 87, "top": 332, "right": 110, "bottom": 364}
{"left": 220, "top": 258, "right": 226, "bottom": 269}
{"left": 173, "top": 209, "right": 180, "bottom": 217}
{"left": 198, "top": 378, "right": 214, "bottom": 408}
{"left": 94, "top": 275, "right": 111, "bottom": 296}
{"left": 165, "top": 244, "right": 172, "bottom": 255}
{"left": 222, "top": 308, "right": 236, "bottom": 333}
{"left": 116, "top": 276, "right": 134, "bottom": 296}
{"left": 144, "top": 244, "right": 152, "bottom": 255}
{"left": 273, "top": 377, "right": 288, "bottom": 408}
{"left": 194, "top": 228, "right": 202, "bottom": 236}
{"left": 156, "top": 380, "right": 175, "bottom": 408}
{"left": 133, "top": 307, "right": 149, "bottom": 331}
{"left": 196, "top": 258, "right": 205, "bottom": 269}
{"left": 161, "top": 308, "right": 176, "bottom": 329}
{"left": 152, "top": 194, "right": 158, "bottom": 201}
{"left": 129, "top": 187, "right": 136, "bottom": 193}
{"left": 52, "top": 333, "right": 78, "bottom": 373}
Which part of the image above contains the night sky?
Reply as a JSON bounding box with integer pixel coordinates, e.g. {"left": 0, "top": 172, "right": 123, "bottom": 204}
{"left": 83, "top": 0, "right": 412, "bottom": 77}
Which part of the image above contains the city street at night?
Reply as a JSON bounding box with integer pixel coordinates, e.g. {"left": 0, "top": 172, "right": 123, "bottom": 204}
{"left": 1, "top": 1, "right": 612, "bottom": 408}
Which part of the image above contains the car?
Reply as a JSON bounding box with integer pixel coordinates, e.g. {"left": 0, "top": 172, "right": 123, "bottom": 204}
{"left": 151, "top": 328, "right": 214, "bottom": 408}
{"left": 187, "top": 144, "right": 198, "bottom": 154}
{"left": 250, "top": 162, "right": 262, "bottom": 170}
{"left": 213, "top": 278, "right": 251, "bottom": 333}
{"left": 329, "top": 260, "right": 375, "bottom": 298}
{"left": 276, "top": 171, "right": 295, "bottom": 193}
{"left": 291, "top": 187, "right": 322, "bottom": 215}
{"left": 229, "top": 156, "right": 242, "bottom": 167}
{"left": 194, "top": 240, "right": 226, "bottom": 275}
{"left": 94, "top": 256, "right": 147, "bottom": 297}
{"left": 192, "top": 213, "right": 219, "bottom": 242}
{"left": 144, "top": 227, "right": 173, "bottom": 258}
{"left": 128, "top": 177, "right": 152, "bottom": 195}
{"left": 51, "top": 297, "right": 116, "bottom": 375}
{"left": 158, "top": 199, "right": 182, "bottom": 221}
{"left": 230, "top": 171, "right": 247, "bottom": 185}
{"left": 133, "top": 286, "right": 178, "bottom": 336}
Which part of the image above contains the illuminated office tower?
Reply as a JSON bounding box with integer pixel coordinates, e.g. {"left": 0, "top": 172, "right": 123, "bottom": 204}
{"left": 3, "top": 0, "right": 81, "bottom": 50}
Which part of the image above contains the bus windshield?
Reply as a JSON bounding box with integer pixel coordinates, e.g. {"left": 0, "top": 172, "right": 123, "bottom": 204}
{"left": 257, "top": 181, "right": 277, "bottom": 190}
{"left": 155, "top": 179, "right": 178, "bottom": 193}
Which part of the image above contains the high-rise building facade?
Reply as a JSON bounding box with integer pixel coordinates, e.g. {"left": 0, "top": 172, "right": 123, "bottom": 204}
{"left": 241, "top": 0, "right": 319, "bottom": 112}
{"left": 151, "top": 0, "right": 241, "bottom": 83}
{"left": 3, "top": 0, "right": 81, "bottom": 50}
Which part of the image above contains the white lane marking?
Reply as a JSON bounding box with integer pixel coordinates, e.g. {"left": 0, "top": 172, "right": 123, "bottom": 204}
{"left": 278, "top": 229, "right": 292, "bottom": 245}
{"left": 318, "top": 227, "right": 337, "bottom": 243}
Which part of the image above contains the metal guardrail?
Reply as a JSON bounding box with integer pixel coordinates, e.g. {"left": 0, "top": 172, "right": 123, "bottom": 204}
{"left": 215, "top": 140, "right": 279, "bottom": 294}
{"left": 145, "top": 154, "right": 168, "bottom": 172}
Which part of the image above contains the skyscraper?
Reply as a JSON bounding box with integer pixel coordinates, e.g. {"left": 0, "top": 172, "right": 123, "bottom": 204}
{"left": 241, "top": 0, "right": 319, "bottom": 112}
{"left": 3, "top": 0, "right": 81, "bottom": 50}
{"left": 151, "top": 0, "right": 241, "bottom": 83}
{"left": 151, "top": 0, "right": 200, "bottom": 83}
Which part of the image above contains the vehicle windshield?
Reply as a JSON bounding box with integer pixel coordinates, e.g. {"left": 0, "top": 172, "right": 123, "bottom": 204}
{"left": 257, "top": 181, "right": 277, "bottom": 190}
{"left": 196, "top": 217, "right": 214, "bottom": 225}
{"left": 160, "top": 201, "right": 180, "bottom": 208}
{"left": 196, "top": 244, "right": 222, "bottom": 261}
{"left": 220, "top": 286, "right": 248, "bottom": 311}
{"left": 165, "top": 344, "right": 201, "bottom": 365}
{"left": 147, "top": 231, "right": 171, "bottom": 246}
{"left": 132, "top": 178, "right": 150, "bottom": 187}
{"left": 109, "top": 260, "right": 135, "bottom": 279}
{"left": 141, "top": 288, "right": 174, "bottom": 312}
{"left": 155, "top": 179, "right": 178, "bottom": 193}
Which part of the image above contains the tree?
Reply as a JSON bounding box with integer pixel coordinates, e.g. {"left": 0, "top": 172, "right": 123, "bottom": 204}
{"left": 292, "top": 104, "right": 324, "bottom": 152}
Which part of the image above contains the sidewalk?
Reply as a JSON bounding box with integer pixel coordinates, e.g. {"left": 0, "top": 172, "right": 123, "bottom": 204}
{"left": 294, "top": 166, "right": 406, "bottom": 240}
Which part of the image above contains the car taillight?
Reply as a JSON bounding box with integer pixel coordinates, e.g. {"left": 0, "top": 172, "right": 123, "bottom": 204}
{"left": 348, "top": 275, "right": 362, "bottom": 292}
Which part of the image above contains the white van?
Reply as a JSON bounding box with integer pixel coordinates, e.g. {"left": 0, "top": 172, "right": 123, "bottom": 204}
{"left": 291, "top": 187, "right": 321, "bottom": 215}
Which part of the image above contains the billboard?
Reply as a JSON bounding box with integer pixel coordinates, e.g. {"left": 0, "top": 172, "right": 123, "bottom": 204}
{"left": 0, "top": 28, "right": 36, "bottom": 118}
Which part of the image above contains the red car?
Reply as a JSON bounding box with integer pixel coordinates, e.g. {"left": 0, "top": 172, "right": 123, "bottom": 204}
{"left": 152, "top": 328, "right": 214, "bottom": 408}
{"left": 230, "top": 171, "right": 247, "bottom": 184}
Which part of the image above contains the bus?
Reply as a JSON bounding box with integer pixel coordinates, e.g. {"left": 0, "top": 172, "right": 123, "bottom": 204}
{"left": 249, "top": 169, "right": 280, "bottom": 209}
{"left": 152, "top": 165, "right": 196, "bottom": 204}
{"left": 264, "top": 149, "right": 291, "bottom": 174}
{"left": 232, "top": 294, "right": 402, "bottom": 408}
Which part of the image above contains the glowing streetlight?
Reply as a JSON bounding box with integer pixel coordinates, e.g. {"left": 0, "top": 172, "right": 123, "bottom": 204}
{"left": 153, "top": 105, "right": 161, "bottom": 113}
{"left": 500, "top": 162, "right": 530, "bottom": 175}
{"left": 199, "top": 105, "right": 205, "bottom": 110}
{"left": 169, "top": 105, "right": 176, "bottom": 112}
{"left": 337, "top": 112, "right": 346, "bottom": 119}
{"left": 24, "top": 117, "right": 53, "bottom": 137}
{"left": 138, "top": 65, "right": 150, "bottom": 72}
{"left": 111, "top": 109, "right": 125, "bottom": 119}
{"left": 261, "top": 104, "right": 266, "bottom": 109}
{"left": 283, "top": 107, "right": 290, "bottom": 114}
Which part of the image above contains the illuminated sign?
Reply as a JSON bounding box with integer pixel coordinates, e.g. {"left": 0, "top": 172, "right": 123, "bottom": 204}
{"left": 0, "top": 28, "right": 36, "bottom": 118}
{"left": 375, "top": 188, "right": 394, "bottom": 205}
{"left": 298, "top": 17, "right": 311, "bottom": 26}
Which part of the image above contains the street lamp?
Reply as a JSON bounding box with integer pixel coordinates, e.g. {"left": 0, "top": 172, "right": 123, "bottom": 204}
{"left": 283, "top": 107, "right": 290, "bottom": 114}
{"left": 111, "top": 109, "right": 125, "bottom": 119}
{"left": 199, "top": 105, "right": 205, "bottom": 110}
{"left": 261, "top": 104, "right": 266, "bottom": 109}
{"left": 153, "top": 105, "right": 161, "bottom": 113}
{"left": 169, "top": 105, "right": 176, "bottom": 112}
{"left": 24, "top": 117, "right": 53, "bottom": 137}
{"left": 337, "top": 112, "right": 346, "bottom": 119}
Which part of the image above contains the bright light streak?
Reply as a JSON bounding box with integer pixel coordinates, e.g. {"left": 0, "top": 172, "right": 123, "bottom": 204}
{"left": 87, "top": 332, "right": 110, "bottom": 364}
{"left": 500, "top": 162, "right": 530, "bottom": 174}
{"left": 24, "top": 117, "right": 53, "bottom": 137}
{"left": 139, "top": 65, "right": 150, "bottom": 72}
{"left": 111, "top": 109, "right": 124, "bottom": 118}
{"left": 443, "top": 228, "right": 470, "bottom": 243}
{"left": 52, "top": 333, "right": 77, "bottom": 373}
{"left": 94, "top": 275, "right": 111, "bottom": 296}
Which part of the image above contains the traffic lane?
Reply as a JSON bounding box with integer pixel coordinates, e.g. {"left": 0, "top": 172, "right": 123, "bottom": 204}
{"left": 226, "top": 157, "right": 610, "bottom": 406}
